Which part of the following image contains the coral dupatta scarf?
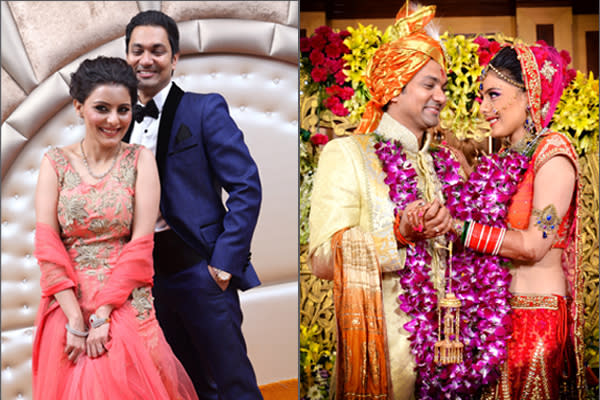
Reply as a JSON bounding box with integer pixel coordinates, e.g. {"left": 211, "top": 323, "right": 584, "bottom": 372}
{"left": 92, "top": 233, "right": 154, "bottom": 310}
{"left": 32, "top": 222, "right": 154, "bottom": 374}
{"left": 332, "top": 227, "right": 389, "bottom": 399}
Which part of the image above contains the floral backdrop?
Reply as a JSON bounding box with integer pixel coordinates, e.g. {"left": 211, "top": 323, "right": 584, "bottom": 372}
{"left": 300, "top": 22, "right": 599, "bottom": 400}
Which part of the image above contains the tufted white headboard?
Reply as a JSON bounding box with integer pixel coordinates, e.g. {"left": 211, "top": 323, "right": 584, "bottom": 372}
{"left": 1, "top": 3, "right": 299, "bottom": 398}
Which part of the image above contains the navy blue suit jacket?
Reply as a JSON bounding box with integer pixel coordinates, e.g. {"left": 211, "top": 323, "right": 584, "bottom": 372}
{"left": 125, "top": 83, "right": 262, "bottom": 291}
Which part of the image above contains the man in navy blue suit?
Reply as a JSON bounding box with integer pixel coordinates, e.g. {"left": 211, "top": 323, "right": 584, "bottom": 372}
{"left": 123, "top": 10, "right": 263, "bottom": 400}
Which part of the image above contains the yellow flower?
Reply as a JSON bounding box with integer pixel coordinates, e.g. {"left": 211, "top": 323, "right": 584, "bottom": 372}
{"left": 552, "top": 71, "right": 599, "bottom": 155}
{"left": 438, "top": 32, "right": 489, "bottom": 141}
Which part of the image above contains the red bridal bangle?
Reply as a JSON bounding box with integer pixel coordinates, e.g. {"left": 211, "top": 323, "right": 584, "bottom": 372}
{"left": 394, "top": 212, "right": 415, "bottom": 247}
{"left": 463, "top": 221, "right": 506, "bottom": 255}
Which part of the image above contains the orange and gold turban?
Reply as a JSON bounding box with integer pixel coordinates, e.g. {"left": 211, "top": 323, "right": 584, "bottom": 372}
{"left": 356, "top": 4, "right": 446, "bottom": 134}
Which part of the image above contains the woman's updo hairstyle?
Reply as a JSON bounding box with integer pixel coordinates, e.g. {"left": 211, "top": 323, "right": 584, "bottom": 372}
{"left": 69, "top": 56, "right": 138, "bottom": 104}
{"left": 489, "top": 46, "right": 525, "bottom": 89}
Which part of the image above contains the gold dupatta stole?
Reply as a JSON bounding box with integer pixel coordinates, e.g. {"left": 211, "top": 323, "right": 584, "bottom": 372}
{"left": 333, "top": 227, "right": 389, "bottom": 399}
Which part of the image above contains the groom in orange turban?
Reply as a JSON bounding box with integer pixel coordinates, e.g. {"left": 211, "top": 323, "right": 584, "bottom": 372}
{"left": 309, "top": 3, "right": 456, "bottom": 399}
{"left": 357, "top": 4, "right": 447, "bottom": 134}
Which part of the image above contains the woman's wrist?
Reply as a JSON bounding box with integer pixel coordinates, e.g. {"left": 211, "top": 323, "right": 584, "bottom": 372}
{"left": 94, "top": 305, "right": 113, "bottom": 320}
{"left": 462, "top": 221, "right": 506, "bottom": 255}
{"left": 89, "top": 314, "right": 111, "bottom": 329}
{"left": 452, "top": 218, "right": 465, "bottom": 239}
{"left": 67, "top": 314, "right": 85, "bottom": 330}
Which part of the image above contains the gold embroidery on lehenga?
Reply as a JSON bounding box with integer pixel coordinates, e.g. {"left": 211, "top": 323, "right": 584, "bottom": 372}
{"left": 130, "top": 287, "right": 154, "bottom": 320}
{"left": 510, "top": 294, "right": 559, "bottom": 310}
{"left": 63, "top": 170, "right": 81, "bottom": 190}
{"left": 60, "top": 196, "right": 89, "bottom": 227}
{"left": 521, "top": 339, "right": 551, "bottom": 399}
{"left": 75, "top": 243, "right": 111, "bottom": 271}
{"left": 88, "top": 218, "right": 111, "bottom": 235}
{"left": 116, "top": 158, "right": 137, "bottom": 187}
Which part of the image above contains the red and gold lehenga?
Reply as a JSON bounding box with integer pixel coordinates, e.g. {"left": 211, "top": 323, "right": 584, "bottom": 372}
{"left": 487, "top": 131, "right": 585, "bottom": 400}
{"left": 482, "top": 41, "right": 585, "bottom": 400}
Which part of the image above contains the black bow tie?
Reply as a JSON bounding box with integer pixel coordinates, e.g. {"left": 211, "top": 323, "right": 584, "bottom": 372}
{"left": 133, "top": 100, "right": 159, "bottom": 123}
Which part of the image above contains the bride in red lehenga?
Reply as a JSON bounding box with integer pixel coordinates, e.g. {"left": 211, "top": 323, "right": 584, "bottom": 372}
{"left": 449, "top": 39, "right": 586, "bottom": 399}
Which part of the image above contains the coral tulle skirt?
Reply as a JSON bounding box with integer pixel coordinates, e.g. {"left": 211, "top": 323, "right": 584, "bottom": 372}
{"left": 33, "top": 303, "right": 198, "bottom": 400}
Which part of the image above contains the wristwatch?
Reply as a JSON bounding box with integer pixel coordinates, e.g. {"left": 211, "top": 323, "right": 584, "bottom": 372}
{"left": 214, "top": 267, "right": 232, "bottom": 281}
{"left": 89, "top": 313, "right": 111, "bottom": 329}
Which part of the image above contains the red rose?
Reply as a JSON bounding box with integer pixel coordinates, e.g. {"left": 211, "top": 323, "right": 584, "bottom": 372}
{"left": 566, "top": 68, "right": 576, "bottom": 84}
{"left": 310, "top": 133, "right": 329, "bottom": 146}
{"left": 311, "top": 67, "right": 328, "bottom": 83}
{"left": 478, "top": 50, "right": 491, "bottom": 66}
{"left": 326, "top": 31, "right": 340, "bottom": 43}
{"left": 325, "top": 85, "right": 341, "bottom": 96}
{"left": 559, "top": 49, "right": 572, "bottom": 65}
{"left": 340, "top": 42, "right": 350, "bottom": 55}
{"left": 315, "top": 26, "right": 333, "bottom": 36}
{"left": 339, "top": 86, "right": 354, "bottom": 100}
{"left": 473, "top": 36, "right": 489, "bottom": 48}
{"left": 325, "top": 42, "right": 342, "bottom": 59}
{"left": 300, "top": 37, "right": 311, "bottom": 53}
{"left": 334, "top": 70, "right": 347, "bottom": 85}
{"left": 331, "top": 102, "right": 350, "bottom": 116}
{"left": 327, "top": 58, "right": 345, "bottom": 74}
{"left": 489, "top": 41, "right": 501, "bottom": 55}
{"left": 324, "top": 95, "right": 342, "bottom": 110}
{"left": 310, "top": 34, "right": 327, "bottom": 51}
{"left": 309, "top": 49, "right": 326, "bottom": 66}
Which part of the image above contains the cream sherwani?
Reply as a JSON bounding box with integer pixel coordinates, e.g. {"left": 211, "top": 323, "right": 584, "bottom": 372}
{"left": 309, "top": 113, "right": 449, "bottom": 399}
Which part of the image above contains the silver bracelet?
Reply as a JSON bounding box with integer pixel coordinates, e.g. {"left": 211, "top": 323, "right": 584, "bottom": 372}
{"left": 65, "top": 323, "right": 88, "bottom": 337}
{"left": 89, "top": 313, "right": 111, "bottom": 329}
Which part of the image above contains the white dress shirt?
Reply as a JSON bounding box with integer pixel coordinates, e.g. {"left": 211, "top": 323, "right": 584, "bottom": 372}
{"left": 130, "top": 81, "right": 173, "bottom": 232}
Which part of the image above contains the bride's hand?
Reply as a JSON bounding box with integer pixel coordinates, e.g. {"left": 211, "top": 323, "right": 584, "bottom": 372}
{"left": 64, "top": 319, "right": 86, "bottom": 363}
{"left": 86, "top": 322, "right": 110, "bottom": 358}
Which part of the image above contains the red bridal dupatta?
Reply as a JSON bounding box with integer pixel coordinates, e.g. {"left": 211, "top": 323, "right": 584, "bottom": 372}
{"left": 33, "top": 222, "right": 197, "bottom": 400}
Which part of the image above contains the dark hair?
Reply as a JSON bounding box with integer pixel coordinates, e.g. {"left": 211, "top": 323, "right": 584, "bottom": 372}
{"left": 125, "top": 10, "right": 180, "bottom": 56}
{"left": 69, "top": 57, "right": 138, "bottom": 104}
{"left": 489, "top": 46, "right": 524, "bottom": 88}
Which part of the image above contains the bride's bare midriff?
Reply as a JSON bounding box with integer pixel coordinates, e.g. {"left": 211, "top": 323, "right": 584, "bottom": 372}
{"left": 509, "top": 247, "right": 566, "bottom": 296}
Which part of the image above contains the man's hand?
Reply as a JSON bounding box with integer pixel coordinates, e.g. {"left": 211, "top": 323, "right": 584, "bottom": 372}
{"left": 399, "top": 199, "right": 452, "bottom": 242}
{"left": 398, "top": 200, "right": 429, "bottom": 242}
{"left": 208, "top": 265, "right": 231, "bottom": 291}
{"left": 421, "top": 198, "right": 452, "bottom": 238}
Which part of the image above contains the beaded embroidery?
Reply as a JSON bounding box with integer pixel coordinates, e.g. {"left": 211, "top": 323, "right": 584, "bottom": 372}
{"left": 532, "top": 204, "right": 561, "bottom": 239}
{"left": 539, "top": 60, "right": 557, "bottom": 81}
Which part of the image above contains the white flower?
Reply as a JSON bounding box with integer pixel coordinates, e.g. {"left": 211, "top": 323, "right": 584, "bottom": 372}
{"left": 306, "top": 385, "right": 323, "bottom": 400}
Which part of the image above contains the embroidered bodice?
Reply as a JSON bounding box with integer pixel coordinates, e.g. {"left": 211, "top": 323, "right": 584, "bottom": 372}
{"left": 45, "top": 144, "right": 151, "bottom": 317}
{"left": 506, "top": 131, "right": 577, "bottom": 248}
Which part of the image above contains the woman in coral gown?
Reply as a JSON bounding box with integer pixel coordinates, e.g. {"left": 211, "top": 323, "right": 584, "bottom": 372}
{"left": 32, "top": 56, "right": 198, "bottom": 400}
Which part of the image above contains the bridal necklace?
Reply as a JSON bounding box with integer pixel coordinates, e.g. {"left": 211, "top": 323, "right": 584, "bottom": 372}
{"left": 80, "top": 139, "right": 121, "bottom": 180}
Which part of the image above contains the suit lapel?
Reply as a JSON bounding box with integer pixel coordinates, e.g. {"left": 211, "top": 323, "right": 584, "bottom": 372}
{"left": 122, "top": 121, "right": 134, "bottom": 143}
{"left": 156, "top": 82, "right": 185, "bottom": 182}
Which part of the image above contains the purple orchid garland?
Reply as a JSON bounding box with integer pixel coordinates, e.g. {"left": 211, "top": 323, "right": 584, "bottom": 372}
{"left": 374, "top": 136, "right": 530, "bottom": 399}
